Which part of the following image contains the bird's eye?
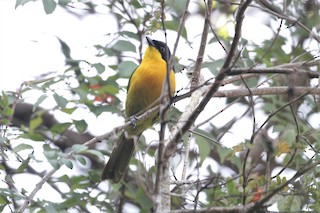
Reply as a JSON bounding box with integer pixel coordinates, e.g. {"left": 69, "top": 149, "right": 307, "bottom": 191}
{"left": 160, "top": 47, "right": 166, "bottom": 52}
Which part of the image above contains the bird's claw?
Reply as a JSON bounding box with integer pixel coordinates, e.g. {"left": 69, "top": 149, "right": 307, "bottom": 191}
{"left": 130, "top": 116, "right": 138, "bottom": 128}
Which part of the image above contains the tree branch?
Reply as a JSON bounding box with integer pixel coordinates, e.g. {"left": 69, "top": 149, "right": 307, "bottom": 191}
{"left": 190, "top": 0, "right": 213, "bottom": 89}
{"left": 169, "top": 203, "right": 254, "bottom": 213}
{"left": 227, "top": 62, "right": 320, "bottom": 78}
{"left": 213, "top": 86, "right": 320, "bottom": 98}
{"left": 17, "top": 168, "right": 57, "bottom": 213}
{"left": 164, "top": 0, "right": 253, "bottom": 160}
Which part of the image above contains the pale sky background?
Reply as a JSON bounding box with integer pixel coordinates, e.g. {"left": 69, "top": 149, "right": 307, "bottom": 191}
{"left": 1, "top": 0, "right": 318, "bottom": 212}
{"left": 0, "top": 0, "right": 274, "bottom": 135}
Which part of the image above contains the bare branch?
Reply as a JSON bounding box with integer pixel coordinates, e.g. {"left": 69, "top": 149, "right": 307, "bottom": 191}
{"left": 17, "top": 168, "right": 57, "bottom": 213}
{"left": 84, "top": 105, "right": 160, "bottom": 147}
{"left": 169, "top": 203, "right": 254, "bottom": 213}
{"left": 227, "top": 65, "right": 320, "bottom": 79}
{"left": 191, "top": 0, "right": 213, "bottom": 89}
{"left": 213, "top": 86, "right": 320, "bottom": 98}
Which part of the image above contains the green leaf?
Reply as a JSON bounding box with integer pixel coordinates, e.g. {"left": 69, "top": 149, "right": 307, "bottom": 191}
{"left": 44, "top": 204, "right": 58, "bottom": 213}
{"left": 0, "top": 119, "right": 9, "bottom": 125}
{"left": 53, "top": 93, "right": 68, "bottom": 108}
{"left": 218, "top": 146, "right": 232, "bottom": 163}
{"left": 87, "top": 102, "right": 120, "bottom": 116}
{"left": 83, "top": 149, "right": 104, "bottom": 161}
{"left": 3, "top": 107, "right": 13, "bottom": 116}
{"left": 13, "top": 144, "right": 33, "bottom": 153}
{"left": 43, "top": 144, "right": 59, "bottom": 157}
{"left": 95, "top": 45, "right": 116, "bottom": 57}
{"left": 76, "top": 156, "right": 87, "bottom": 166}
{"left": 99, "top": 84, "right": 119, "bottom": 96}
{"left": 71, "top": 144, "right": 88, "bottom": 153}
{"left": 130, "top": 0, "right": 142, "bottom": 8}
{"left": 43, "top": 149, "right": 58, "bottom": 159}
{"left": 278, "top": 195, "right": 302, "bottom": 212}
{"left": 33, "top": 94, "right": 47, "bottom": 110}
{"left": 43, "top": 144, "right": 61, "bottom": 168}
{"left": 48, "top": 159, "right": 61, "bottom": 169}
{"left": 73, "top": 119, "right": 88, "bottom": 134}
{"left": 57, "top": 37, "right": 71, "bottom": 59}
{"left": 20, "top": 133, "right": 44, "bottom": 141}
{"left": 226, "top": 177, "right": 236, "bottom": 194}
{"left": 196, "top": 136, "right": 211, "bottom": 164}
{"left": 15, "top": 0, "right": 37, "bottom": 8}
{"left": 136, "top": 188, "right": 153, "bottom": 210}
{"left": 16, "top": 157, "right": 31, "bottom": 173}
{"left": 69, "top": 176, "right": 89, "bottom": 190}
{"left": 167, "top": 0, "right": 188, "bottom": 15}
{"left": 61, "top": 107, "right": 76, "bottom": 114}
{"left": 112, "top": 40, "right": 136, "bottom": 52}
{"left": 58, "top": 0, "right": 71, "bottom": 6}
{"left": 120, "top": 31, "right": 140, "bottom": 41}
{"left": 118, "top": 61, "right": 137, "bottom": 78}
{"left": 0, "top": 195, "right": 8, "bottom": 205}
{"left": 88, "top": 170, "right": 102, "bottom": 183}
{"left": 63, "top": 159, "right": 73, "bottom": 169}
{"left": 0, "top": 91, "right": 9, "bottom": 106}
{"left": 51, "top": 122, "right": 72, "bottom": 134}
{"left": 280, "top": 129, "right": 296, "bottom": 146}
{"left": 202, "top": 59, "right": 224, "bottom": 75}
{"left": 29, "top": 115, "right": 43, "bottom": 132}
{"left": 166, "top": 18, "right": 188, "bottom": 40}
{"left": 0, "top": 136, "right": 8, "bottom": 144}
{"left": 73, "top": 86, "right": 89, "bottom": 101}
{"left": 42, "top": 0, "right": 57, "bottom": 14}
{"left": 92, "top": 63, "right": 105, "bottom": 74}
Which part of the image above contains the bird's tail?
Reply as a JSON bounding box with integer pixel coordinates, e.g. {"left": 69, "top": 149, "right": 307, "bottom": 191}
{"left": 101, "top": 132, "right": 136, "bottom": 183}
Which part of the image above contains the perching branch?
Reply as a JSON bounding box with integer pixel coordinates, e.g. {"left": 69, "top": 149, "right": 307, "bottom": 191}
{"left": 84, "top": 105, "right": 160, "bottom": 147}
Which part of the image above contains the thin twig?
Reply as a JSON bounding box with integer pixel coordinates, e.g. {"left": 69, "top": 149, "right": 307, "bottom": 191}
{"left": 191, "top": 0, "right": 213, "bottom": 89}
{"left": 212, "top": 86, "right": 320, "bottom": 98}
{"left": 255, "top": 0, "right": 320, "bottom": 43}
{"left": 240, "top": 75, "right": 255, "bottom": 205}
{"left": 17, "top": 168, "right": 57, "bottom": 212}
{"left": 84, "top": 105, "right": 160, "bottom": 146}
{"left": 227, "top": 65, "right": 320, "bottom": 78}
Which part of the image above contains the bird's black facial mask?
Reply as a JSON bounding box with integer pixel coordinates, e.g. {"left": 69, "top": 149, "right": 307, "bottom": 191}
{"left": 146, "top": 37, "right": 171, "bottom": 63}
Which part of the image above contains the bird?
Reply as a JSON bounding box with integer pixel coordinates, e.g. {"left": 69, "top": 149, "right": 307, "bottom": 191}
{"left": 101, "top": 37, "right": 176, "bottom": 183}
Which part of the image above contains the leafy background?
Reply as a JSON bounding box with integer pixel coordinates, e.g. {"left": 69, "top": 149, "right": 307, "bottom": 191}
{"left": 0, "top": 0, "right": 320, "bottom": 212}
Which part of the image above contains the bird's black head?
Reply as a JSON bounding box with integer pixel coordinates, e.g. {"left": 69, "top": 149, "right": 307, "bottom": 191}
{"left": 146, "top": 37, "right": 171, "bottom": 63}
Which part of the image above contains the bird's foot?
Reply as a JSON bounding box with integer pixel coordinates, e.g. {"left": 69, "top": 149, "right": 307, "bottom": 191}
{"left": 129, "top": 116, "right": 138, "bottom": 128}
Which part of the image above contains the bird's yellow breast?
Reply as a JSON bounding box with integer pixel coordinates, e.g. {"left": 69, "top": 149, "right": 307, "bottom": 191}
{"left": 125, "top": 46, "right": 176, "bottom": 134}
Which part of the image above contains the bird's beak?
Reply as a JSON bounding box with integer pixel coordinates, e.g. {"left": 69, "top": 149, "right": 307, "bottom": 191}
{"left": 146, "top": 36, "right": 155, "bottom": 47}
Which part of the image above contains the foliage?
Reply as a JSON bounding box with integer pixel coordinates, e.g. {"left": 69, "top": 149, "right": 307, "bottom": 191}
{"left": 1, "top": 0, "right": 320, "bottom": 212}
